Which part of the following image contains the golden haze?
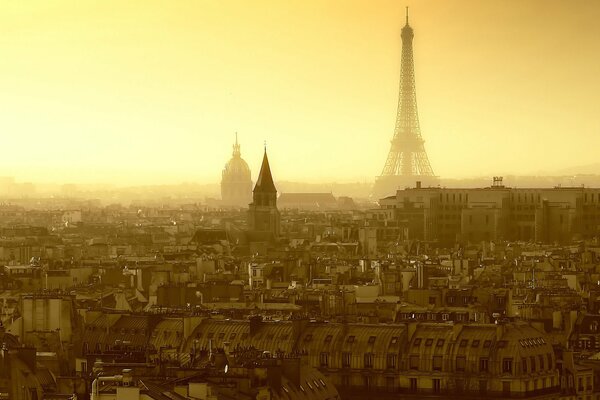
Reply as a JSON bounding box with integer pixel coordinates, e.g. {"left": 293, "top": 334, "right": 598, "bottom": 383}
{"left": 1, "top": 0, "right": 599, "bottom": 185}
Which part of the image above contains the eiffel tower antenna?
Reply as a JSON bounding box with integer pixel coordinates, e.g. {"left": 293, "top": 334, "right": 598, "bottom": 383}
{"left": 373, "top": 10, "right": 437, "bottom": 197}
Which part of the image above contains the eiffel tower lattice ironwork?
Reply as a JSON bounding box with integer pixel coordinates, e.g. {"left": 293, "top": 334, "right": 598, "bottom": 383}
{"left": 377, "top": 8, "right": 435, "bottom": 189}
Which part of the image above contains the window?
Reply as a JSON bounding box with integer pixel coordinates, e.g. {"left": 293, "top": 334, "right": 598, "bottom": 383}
{"left": 364, "top": 353, "right": 374, "bottom": 369}
{"left": 433, "top": 356, "right": 443, "bottom": 371}
{"left": 433, "top": 379, "right": 441, "bottom": 393}
{"left": 386, "top": 353, "right": 397, "bottom": 369}
{"left": 229, "top": 333, "right": 236, "bottom": 340}
{"left": 436, "top": 339, "right": 445, "bottom": 347}
{"left": 425, "top": 338, "right": 433, "bottom": 347}
{"left": 368, "top": 336, "right": 376, "bottom": 344}
{"left": 324, "top": 335, "right": 332, "bottom": 343}
{"left": 207, "top": 332, "right": 214, "bottom": 339}
{"left": 390, "top": 336, "right": 398, "bottom": 345}
{"left": 409, "top": 355, "right": 419, "bottom": 370}
{"left": 386, "top": 377, "right": 395, "bottom": 392}
{"left": 455, "top": 379, "right": 464, "bottom": 393}
{"left": 341, "top": 375, "right": 350, "bottom": 387}
{"left": 497, "top": 340, "right": 507, "bottom": 348}
{"left": 342, "top": 352, "right": 351, "bottom": 368}
{"left": 456, "top": 356, "right": 466, "bottom": 372}
{"left": 547, "top": 353, "right": 553, "bottom": 370}
{"left": 479, "top": 358, "right": 489, "bottom": 372}
{"left": 319, "top": 352, "right": 329, "bottom": 367}
{"left": 530, "top": 356, "right": 536, "bottom": 372}
{"left": 479, "top": 380, "right": 487, "bottom": 394}
{"left": 413, "top": 338, "right": 422, "bottom": 346}
{"left": 459, "top": 339, "right": 468, "bottom": 347}
{"left": 304, "top": 334, "right": 313, "bottom": 342}
{"left": 539, "top": 355, "right": 545, "bottom": 370}
{"left": 346, "top": 335, "right": 355, "bottom": 344}
{"left": 218, "top": 332, "right": 225, "bottom": 339}
{"left": 522, "top": 358, "right": 527, "bottom": 373}
{"left": 502, "top": 381, "right": 511, "bottom": 396}
{"left": 502, "top": 358, "right": 513, "bottom": 374}
{"left": 409, "top": 378, "right": 418, "bottom": 392}
{"left": 472, "top": 339, "right": 480, "bottom": 348}
{"left": 483, "top": 340, "right": 491, "bottom": 348}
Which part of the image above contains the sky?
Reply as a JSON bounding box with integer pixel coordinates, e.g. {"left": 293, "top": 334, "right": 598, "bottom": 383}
{"left": 1, "top": 0, "right": 599, "bottom": 185}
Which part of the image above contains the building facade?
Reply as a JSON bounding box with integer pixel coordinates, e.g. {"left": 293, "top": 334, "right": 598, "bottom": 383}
{"left": 378, "top": 181, "right": 600, "bottom": 245}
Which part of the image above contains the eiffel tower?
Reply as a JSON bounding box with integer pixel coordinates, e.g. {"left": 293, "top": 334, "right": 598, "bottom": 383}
{"left": 373, "top": 8, "right": 437, "bottom": 198}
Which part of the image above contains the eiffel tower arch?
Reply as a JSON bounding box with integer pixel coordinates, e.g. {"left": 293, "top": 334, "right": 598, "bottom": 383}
{"left": 372, "top": 9, "right": 438, "bottom": 199}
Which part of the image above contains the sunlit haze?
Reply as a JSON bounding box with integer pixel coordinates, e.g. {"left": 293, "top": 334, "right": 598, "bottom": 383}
{"left": 1, "top": 0, "right": 599, "bottom": 185}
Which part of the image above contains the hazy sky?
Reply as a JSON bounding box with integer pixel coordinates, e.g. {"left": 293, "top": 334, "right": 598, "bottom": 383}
{"left": 1, "top": 0, "right": 599, "bottom": 185}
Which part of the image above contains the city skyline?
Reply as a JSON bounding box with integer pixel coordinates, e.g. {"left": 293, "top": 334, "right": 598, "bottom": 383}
{"left": 1, "top": 0, "right": 599, "bottom": 185}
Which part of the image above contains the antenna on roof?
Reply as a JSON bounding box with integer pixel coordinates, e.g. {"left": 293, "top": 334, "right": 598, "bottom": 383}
{"left": 406, "top": 6, "right": 409, "bottom": 24}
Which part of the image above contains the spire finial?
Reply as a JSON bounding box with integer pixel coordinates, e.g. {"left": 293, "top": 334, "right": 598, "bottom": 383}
{"left": 232, "top": 132, "right": 241, "bottom": 157}
{"left": 406, "top": 6, "right": 409, "bottom": 25}
{"left": 264, "top": 140, "right": 267, "bottom": 151}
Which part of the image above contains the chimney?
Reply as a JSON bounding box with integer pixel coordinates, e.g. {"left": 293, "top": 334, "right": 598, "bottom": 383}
{"left": 122, "top": 369, "right": 133, "bottom": 387}
{"left": 281, "top": 357, "right": 301, "bottom": 387}
{"left": 416, "top": 181, "right": 422, "bottom": 189}
{"left": 249, "top": 315, "right": 263, "bottom": 337}
{"left": 16, "top": 347, "right": 36, "bottom": 372}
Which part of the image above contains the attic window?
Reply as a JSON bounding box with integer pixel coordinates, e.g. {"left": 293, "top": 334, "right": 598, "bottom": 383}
{"left": 471, "top": 340, "right": 480, "bottom": 348}
{"left": 266, "top": 334, "right": 274, "bottom": 340}
{"left": 241, "top": 333, "right": 248, "bottom": 340}
{"left": 207, "top": 332, "right": 214, "bottom": 339}
{"left": 347, "top": 336, "right": 355, "bottom": 344}
{"left": 436, "top": 339, "right": 445, "bottom": 347}
{"left": 280, "top": 334, "right": 289, "bottom": 340}
{"left": 324, "top": 335, "right": 333, "bottom": 343}
{"left": 459, "top": 339, "right": 468, "bottom": 347}
{"left": 497, "top": 340, "right": 507, "bottom": 348}
{"left": 413, "top": 338, "right": 422, "bottom": 346}
{"left": 483, "top": 340, "right": 492, "bottom": 348}
{"left": 368, "top": 336, "right": 376, "bottom": 344}
{"left": 390, "top": 337, "right": 398, "bottom": 345}
{"left": 304, "top": 334, "right": 313, "bottom": 342}
{"left": 425, "top": 339, "right": 433, "bottom": 347}
{"left": 218, "top": 332, "right": 225, "bottom": 339}
{"left": 229, "top": 333, "right": 236, "bottom": 340}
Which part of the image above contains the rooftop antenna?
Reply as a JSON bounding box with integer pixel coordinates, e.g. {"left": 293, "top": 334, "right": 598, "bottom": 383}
{"left": 406, "top": 6, "right": 409, "bottom": 25}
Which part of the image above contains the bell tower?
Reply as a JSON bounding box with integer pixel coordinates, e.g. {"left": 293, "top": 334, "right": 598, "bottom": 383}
{"left": 248, "top": 147, "right": 280, "bottom": 237}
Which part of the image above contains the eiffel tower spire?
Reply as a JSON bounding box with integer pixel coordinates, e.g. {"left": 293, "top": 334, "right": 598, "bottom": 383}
{"left": 373, "top": 9, "right": 437, "bottom": 197}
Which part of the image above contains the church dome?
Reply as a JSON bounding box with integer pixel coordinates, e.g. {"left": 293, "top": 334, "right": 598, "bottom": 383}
{"left": 221, "top": 134, "right": 253, "bottom": 207}
{"left": 222, "top": 152, "right": 251, "bottom": 182}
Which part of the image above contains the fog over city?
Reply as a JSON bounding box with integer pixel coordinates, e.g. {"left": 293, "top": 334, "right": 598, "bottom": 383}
{"left": 2, "top": 2, "right": 600, "bottom": 400}
{"left": 1, "top": 0, "right": 599, "bottom": 188}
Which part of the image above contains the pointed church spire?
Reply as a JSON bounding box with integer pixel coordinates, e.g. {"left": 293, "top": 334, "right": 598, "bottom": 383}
{"left": 254, "top": 147, "right": 277, "bottom": 193}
